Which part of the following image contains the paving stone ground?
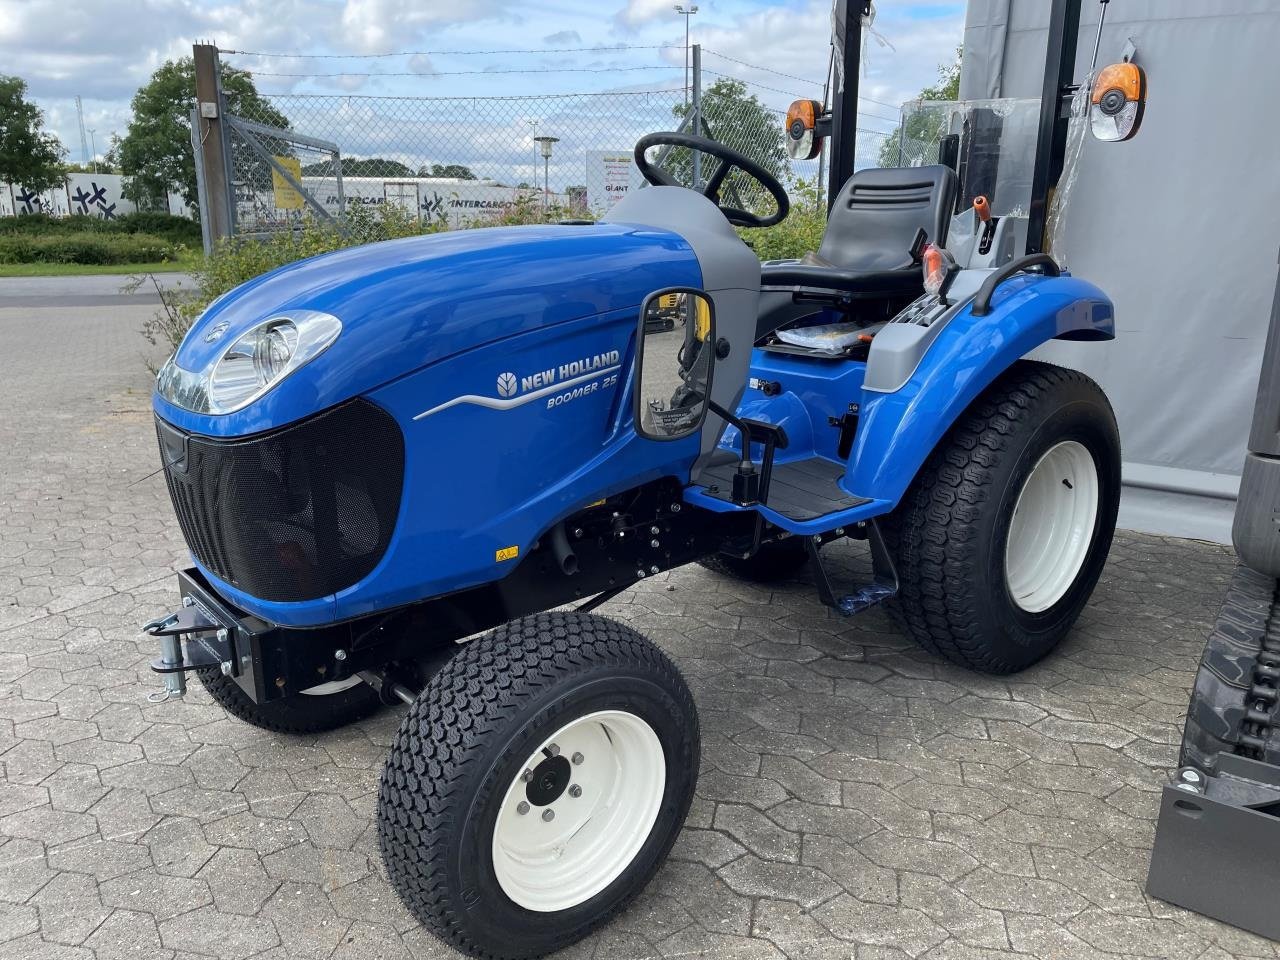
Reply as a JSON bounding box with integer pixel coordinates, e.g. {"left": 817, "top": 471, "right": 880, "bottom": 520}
{"left": 0, "top": 277, "right": 1267, "bottom": 960}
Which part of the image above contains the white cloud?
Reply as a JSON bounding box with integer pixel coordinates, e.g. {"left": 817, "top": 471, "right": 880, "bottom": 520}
{"left": 0, "top": 0, "right": 963, "bottom": 183}
{"left": 617, "top": 0, "right": 679, "bottom": 30}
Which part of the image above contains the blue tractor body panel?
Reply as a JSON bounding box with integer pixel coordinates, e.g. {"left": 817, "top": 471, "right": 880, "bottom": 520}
{"left": 686, "top": 273, "right": 1114, "bottom": 533}
{"left": 847, "top": 273, "right": 1113, "bottom": 506}
{"left": 156, "top": 225, "right": 703, "bottom": 626}
{"left": 152, "top": 210, "right": 1112, "bottom": 629}
{"left": 154, "top": 223, "right": 699, "bottom": 438}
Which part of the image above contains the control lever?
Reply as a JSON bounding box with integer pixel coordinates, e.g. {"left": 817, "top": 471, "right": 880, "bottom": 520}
{"left": 974, "top": 195, "right": 998, "bottom": 256}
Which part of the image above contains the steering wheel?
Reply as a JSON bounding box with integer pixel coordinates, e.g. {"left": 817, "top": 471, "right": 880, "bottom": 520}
{"left": 634, "top": 132, "right": 790, "bottom": 228}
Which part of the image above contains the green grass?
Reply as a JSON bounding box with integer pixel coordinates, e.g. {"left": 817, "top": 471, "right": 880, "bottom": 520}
{"left": 0, "top": 257, "right": 196, "bottom": 277}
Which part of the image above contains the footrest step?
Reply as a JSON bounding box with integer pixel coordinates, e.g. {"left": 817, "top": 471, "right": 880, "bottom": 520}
{"left": 834, "top": 582, "right": 897, "bottom": 616}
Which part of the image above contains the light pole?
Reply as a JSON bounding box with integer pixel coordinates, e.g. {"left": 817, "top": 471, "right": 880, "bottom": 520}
{"left": 523, "top": 118, "right": 540, "bottom": 192}
{"left": 674, "top": 4, "right": 698, "bottom": 107}
{"left": 533, "top": 136, "right": 558, "bottom": 213}
{"left": 87, "top": 128, "right": 97, "bottom": 173}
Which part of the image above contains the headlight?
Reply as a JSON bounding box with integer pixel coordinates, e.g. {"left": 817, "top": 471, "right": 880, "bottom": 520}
{"left": 156, "top": 310, "right": 342, "bottom": 414}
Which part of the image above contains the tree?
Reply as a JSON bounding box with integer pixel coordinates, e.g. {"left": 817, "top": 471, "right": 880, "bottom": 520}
{"left": 0, "top": 76, "right": 66, "bottom": 193}
{"left": 117, "top": 58, "right": 289, "bottom": 210}
{"left": 668, "top": 78, "right": 787, "bottom": 213}
{"left": 302, "top": 157, "right": 415, "bottom": 178}
{"left": 878, "top": 46, "right": 961, "bottom": 168}
{"left": 418, "top": 163, "right": 476, "bottom": 180}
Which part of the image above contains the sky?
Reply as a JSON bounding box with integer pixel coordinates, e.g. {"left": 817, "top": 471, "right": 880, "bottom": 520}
{"left": 0, "top": 0, "right": 965, "bottom": 181}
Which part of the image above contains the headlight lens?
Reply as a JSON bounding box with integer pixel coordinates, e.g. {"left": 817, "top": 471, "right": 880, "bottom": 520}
{"left": 210, "top": 320, "right": 300, "bottom": 411}
{"left": 156, "top": 310, "right": 341, "bottom": 415}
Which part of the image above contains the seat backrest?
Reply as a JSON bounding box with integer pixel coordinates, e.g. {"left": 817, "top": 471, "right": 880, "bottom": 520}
{"left": 817, "top": 165, "right": 958, "bottom": 272}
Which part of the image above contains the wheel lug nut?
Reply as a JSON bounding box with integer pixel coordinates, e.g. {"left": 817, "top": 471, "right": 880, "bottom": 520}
{"left": 517, "top": 801, "right": 529, "bottom": 815}
{"left": 571, "top": 752, "right": 584, "bottom": 765}
{"left": 542, "top": 808, "right": 555, "bottom": 822}
{"left": 521, "top": 769, "right": 534, "bottom": 783}
{"left": 547, "top": 743, "right": 560, "bottom": 757}
{"left": 569, "top": 784, "right": 582, "bottom": 798}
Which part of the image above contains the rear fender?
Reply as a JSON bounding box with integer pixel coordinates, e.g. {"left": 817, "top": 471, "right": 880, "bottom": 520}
{"left": 847, "top": 273, "right": 1113, "bottom": 505}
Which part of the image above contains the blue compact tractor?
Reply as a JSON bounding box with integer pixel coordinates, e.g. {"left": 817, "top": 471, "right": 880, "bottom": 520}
{"left": 142, "top": 13, "right": 1147, "bottom": 955}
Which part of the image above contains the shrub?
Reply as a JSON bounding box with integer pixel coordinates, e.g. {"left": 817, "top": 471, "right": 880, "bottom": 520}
{"left": 113, "top": 211, "right": 202, "bottom": 244}
{"left": 0, "top": 211, "right": 200, "bottom": 245}
{"left": 0, "top": 213, "right": 110, "bottom": 235}
{"left": 738, "top": 178, "right": 827, "bottom": 262}
{"left": 0, "top": 231, "right": 181, "bottom": 265}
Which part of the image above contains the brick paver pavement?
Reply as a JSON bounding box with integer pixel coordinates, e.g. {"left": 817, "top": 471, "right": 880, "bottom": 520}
{"left": 0, "top": 277, "right": 1268, "bottom": 960}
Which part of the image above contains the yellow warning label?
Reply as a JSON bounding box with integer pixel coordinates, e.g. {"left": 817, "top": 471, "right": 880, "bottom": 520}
{"left": 495, "top": 545, "right": 520, "bottom": 562}
{"left": 271, "top": 156, "right": 304, "bottom": 210}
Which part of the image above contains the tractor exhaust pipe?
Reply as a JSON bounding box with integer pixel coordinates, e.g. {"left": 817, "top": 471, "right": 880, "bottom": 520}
{"left": 550, "top": 523, "right": 579, "bottom": 576}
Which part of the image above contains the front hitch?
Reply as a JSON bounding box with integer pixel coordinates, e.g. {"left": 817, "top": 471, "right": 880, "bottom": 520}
{"left": 142, "top": 598, "right": 237, "bottom": 702}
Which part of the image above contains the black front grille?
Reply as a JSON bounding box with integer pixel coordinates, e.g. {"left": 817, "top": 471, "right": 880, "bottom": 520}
{"left": 157, "top": 400, "right": 404, "bottom": 603}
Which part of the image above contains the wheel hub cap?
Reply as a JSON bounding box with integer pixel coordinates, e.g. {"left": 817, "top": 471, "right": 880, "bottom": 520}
{"left": 525, "top": 754, "right": 572, "bottom": 806}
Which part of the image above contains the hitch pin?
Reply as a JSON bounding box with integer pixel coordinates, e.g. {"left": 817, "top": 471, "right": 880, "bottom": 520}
{"left": 143, "top": 612, "right": 188, "bottom": 703}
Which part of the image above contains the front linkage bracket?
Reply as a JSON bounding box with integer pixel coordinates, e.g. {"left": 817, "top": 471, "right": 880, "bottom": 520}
{"left": 143, "top": 601, "right": 238, "bottom": 702}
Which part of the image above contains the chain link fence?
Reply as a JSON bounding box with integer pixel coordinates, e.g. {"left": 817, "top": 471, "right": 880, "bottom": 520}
{"left": 217, "top": 52, "right": 898, "bottom": 238}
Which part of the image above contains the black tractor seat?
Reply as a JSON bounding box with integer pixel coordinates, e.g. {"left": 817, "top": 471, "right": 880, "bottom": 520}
{"left": 760, "top": 164, "right": 958, "bottom": 301}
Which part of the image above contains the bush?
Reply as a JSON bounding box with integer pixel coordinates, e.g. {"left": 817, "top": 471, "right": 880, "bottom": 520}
{"left": 0, "top": 231, "right": 181, "bottom": 265}
{"left": 113, "top": 211, "right": 202, "bottom": 244}
{"left": 0, "top": 213, "right": 106, "bottom": 235}
{"left": 738, "top": 178, "right": 827, "bottom": 262}
{"left": 0, "top": 210, "right": 200, "bottom": 244}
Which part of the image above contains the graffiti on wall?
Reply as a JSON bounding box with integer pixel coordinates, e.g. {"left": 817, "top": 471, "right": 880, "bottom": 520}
{"left": 1, "top": 174, "right": 191, "bottom": 220}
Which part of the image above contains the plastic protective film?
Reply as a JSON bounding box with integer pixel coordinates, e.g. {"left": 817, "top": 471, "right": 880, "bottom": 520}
{"left": 1044, "top": 77, "right": 1093, "bottom": 271}
{"left": 893, "top": 97, "right": 1041, "bottom": 220}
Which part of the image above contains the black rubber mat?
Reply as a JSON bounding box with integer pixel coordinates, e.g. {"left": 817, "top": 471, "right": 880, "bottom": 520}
{"left": 699, "top": 455, "right": 868, "bottom": 521}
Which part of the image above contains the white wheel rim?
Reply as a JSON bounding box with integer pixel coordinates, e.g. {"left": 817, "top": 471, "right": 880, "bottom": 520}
{"left": 299, "top": 676, "right": 364, "bottom": 696}
{"left": 491, "top": 710, "right": 666, "bottom": 913}
{"left": 1004, "top": 440, "right": 1099, "bottom": 614}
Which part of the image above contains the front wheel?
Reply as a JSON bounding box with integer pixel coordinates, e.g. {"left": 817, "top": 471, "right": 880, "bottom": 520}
{"left": 195, "top": 669, "right": 383, "bottom": 734}
{"left": 884, "top": 361, "right": 1120, "bottom": 674}
{"left": 378, "top": 612, "right": 700, "bottom": 960}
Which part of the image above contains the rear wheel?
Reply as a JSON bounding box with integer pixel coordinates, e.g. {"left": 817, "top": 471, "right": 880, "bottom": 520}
{"left": 195, "top": 669, "right": 382, "bottom": 734}
{"left": 884, "top": 361, "right": 1120, "bottom": 674}
{"left": 699, "top": 537, "right": 809, "bottom": 583}
{"left": 378, "top": 611, "right": 699, "bottom": 960}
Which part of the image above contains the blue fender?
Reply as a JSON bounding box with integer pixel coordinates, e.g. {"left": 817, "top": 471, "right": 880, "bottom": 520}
{"left": 847, "top": 273, "right": 1114, "bottom": 505}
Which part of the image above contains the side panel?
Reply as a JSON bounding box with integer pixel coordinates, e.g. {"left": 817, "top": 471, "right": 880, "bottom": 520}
{"left": 336, "top": 306, "right": 704, "bottom": 622}
{"left": 848, "top": 274, "right": 1113, "bottom": 505}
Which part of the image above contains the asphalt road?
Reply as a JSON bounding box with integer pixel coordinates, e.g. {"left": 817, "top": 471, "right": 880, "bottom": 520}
{"left": 0, "top": 274, "right": 1268, "bottom": 960}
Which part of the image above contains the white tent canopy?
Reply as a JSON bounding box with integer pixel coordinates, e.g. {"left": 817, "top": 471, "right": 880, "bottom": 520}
{"left": 959, "top": 0, "right": 1280, "bottom": 542}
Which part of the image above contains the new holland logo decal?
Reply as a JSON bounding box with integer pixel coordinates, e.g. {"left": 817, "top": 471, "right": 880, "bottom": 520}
{"left": 414, "top": 351, "right": 621, "bottom": 421}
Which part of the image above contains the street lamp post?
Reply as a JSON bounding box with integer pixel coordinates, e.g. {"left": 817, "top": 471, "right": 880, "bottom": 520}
{"left": 87, "top": 128, "right": 97, "bottom": 173}
{"left": 533, "top": 136, "right": 559, "bottom": 213}
{"left": 524, "top": 118, "right": 540, "bottom": 192}
{"left": 674, "top": 4, "right": 698, "bottom": 107}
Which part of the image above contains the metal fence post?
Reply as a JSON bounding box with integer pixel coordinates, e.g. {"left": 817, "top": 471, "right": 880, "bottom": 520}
{"left": 691, "top": 45, "right": 702, "bottom": 190}
{"left": 193, "top": 43, "right": 234, "bottom": 248}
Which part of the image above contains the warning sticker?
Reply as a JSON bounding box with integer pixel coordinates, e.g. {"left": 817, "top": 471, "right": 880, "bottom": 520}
{"left": 495, "top": 545, "right": 519, "bottom": 562}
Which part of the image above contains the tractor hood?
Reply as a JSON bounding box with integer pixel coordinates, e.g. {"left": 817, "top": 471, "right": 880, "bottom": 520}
{"left": 155, "top": 222, "right": 701, "bottom": 437}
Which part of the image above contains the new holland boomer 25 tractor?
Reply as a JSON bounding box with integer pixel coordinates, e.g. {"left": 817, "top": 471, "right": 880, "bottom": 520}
{"left": 141, "top": 8, "right": 1146, "bottom": 956}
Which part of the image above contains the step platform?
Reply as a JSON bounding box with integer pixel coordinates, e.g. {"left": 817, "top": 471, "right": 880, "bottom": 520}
{"left": 699, "top": 454, "right": 868, "bottom": 521}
